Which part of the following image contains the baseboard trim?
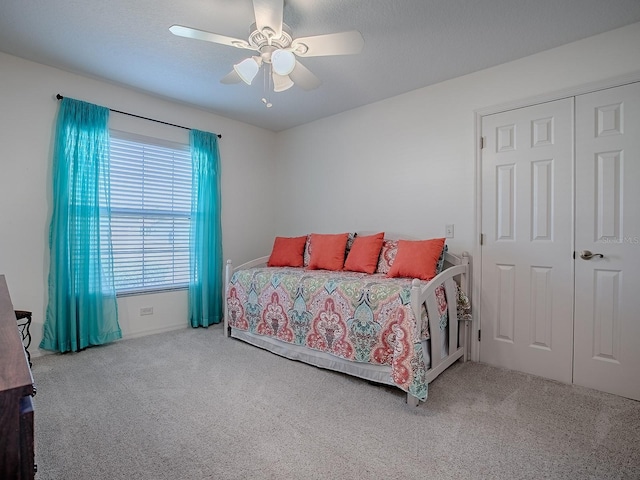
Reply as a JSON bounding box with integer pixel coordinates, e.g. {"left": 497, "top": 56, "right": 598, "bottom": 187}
{"left": 30, "top": 323, "right": 190, "bottom": 358}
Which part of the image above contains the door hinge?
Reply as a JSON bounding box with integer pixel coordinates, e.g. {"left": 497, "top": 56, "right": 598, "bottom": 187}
{"left": 480, "top": 233, "right": 485, "bottom": 245}
{"left": 478, "top": 329, "right": 481, "bottom": 341}
{"left": 480, "top": 136, "right": 485, "bottom": 149}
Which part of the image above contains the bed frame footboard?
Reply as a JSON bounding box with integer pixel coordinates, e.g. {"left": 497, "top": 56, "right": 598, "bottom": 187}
{"left": 407, "top": 251, "right": 471, "bottom": 405}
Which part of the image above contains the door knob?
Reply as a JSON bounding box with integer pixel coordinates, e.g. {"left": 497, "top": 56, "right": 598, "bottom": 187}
{"left": 579, "top": 250, "right": 604, "bottom": 260}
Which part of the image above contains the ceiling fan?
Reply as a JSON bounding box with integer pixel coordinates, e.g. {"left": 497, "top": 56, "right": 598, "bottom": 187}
{"left": 169, "top": 0, "right": 364, "bottom": 95}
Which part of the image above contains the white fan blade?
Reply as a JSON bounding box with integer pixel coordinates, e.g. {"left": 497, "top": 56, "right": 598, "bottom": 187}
{"left": 252, "top": 0, "right": 283, "bottom": 38}
{"left": 169, "top": 25, "right": 255, "bottom": 51}
{"left": 220, "top": 70, "right": 242, "bottom": 84}
{"left": 291, "top": 31, "right": 364, "bottom": 57}
{"left": 289, "top": 61, "right": 321, "bottom": 90}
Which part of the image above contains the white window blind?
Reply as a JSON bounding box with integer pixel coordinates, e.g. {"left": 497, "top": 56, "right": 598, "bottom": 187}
{"left": 108, "top": 131, "right": 192, "bottom": 294}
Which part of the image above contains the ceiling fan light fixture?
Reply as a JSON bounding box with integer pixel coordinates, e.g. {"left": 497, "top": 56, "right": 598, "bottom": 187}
{"left": 273, "top": 72, "right": 294, "bottom": 92}
{"left": 233, "top": 57, "right": 260, "bottom": 85}
{"left": 271, "top": 49, "right": 296, "bottom": 76}
{"left": 171, "top": 2, "right": 364, "bottom": 95}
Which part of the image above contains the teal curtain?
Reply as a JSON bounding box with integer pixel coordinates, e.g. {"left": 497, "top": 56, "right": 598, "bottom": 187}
{"left": 189, "top": 130, "right": 223, "bottom": 327}
{"left": 41, "top": 97, "right": 121, "bottom": 353}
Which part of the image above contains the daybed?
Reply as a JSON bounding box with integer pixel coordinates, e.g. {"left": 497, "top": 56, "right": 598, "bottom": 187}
{"left": 224, "top": 232, "right": 471, "bottom": 406}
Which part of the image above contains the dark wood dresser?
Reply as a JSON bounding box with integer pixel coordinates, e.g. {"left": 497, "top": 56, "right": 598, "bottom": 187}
{"left": 0, "top": 275, "right": 35, "bottom": 479}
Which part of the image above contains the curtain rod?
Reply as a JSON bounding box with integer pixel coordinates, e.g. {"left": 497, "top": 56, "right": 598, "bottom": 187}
{"left": 55, "top": 94, "right": 222, "bottom": 139}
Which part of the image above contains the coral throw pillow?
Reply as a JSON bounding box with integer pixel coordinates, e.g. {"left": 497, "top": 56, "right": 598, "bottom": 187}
{"left": 267, "top": 236, "right": 307, "bottom": 267}
{"left": 307, "top": 233, "right": 349, "bottom": 271}
{"left": 344, "top": 232, "right": 385, "bottom": 274}
{"left": 386, "top": 238, "right": 446, "bottom": 281}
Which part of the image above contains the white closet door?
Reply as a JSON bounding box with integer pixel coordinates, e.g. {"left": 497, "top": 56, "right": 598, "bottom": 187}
{"left": 480, "top": 98, "right": 574, "bottom": 383}
{"left": 574, "top": 82, "right": 640, "bottom": 401}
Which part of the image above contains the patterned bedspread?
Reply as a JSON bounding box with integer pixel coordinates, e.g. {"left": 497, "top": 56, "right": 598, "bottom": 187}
{"left": 226, "top": 267, "right": 452, "bottom": 400}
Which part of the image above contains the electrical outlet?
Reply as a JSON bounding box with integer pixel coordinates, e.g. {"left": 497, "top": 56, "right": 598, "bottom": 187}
{"left": 445, "top": 224, "right": 455, "bottom": 238}
{"left": 140, "top": 306, "right": 154, "bottom": 316}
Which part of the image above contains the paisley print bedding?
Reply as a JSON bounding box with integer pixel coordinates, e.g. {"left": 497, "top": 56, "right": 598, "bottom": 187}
{"left": 226, "top": 267, "right": 451, "bottom": 400}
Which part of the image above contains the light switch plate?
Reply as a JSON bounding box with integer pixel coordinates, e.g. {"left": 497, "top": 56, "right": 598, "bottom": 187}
{"left": 445, "top": 224, "right": 454, "bottom": 238}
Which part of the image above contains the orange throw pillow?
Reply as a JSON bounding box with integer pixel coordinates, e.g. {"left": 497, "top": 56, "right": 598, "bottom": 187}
{"left": 267, "top": 236, "right": 307, "bottom": 267}
{"left": 386, "top": 238, "right": 446, "bottom": 281}
{"left": 307, "top": 233, "right": 349, "bottom": 271}
{"left": 344, "top": 232, "right": 385, "bottom": 274}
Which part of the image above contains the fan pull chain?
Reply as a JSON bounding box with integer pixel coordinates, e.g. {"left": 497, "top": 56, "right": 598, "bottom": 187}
{"left": 261, "top": 64, "right": 272, "bottom": 108}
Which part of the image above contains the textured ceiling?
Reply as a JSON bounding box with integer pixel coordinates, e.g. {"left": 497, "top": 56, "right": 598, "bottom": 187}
{"left": 2, "top": 0, "right": 640, "bottom": 131}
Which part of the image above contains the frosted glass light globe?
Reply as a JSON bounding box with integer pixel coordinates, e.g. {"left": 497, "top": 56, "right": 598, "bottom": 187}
{"left": 271, "top": 49, "right": 296, "bottom": 76}
{"left": 234, "top": 57, "right": 260, "bottom": 85}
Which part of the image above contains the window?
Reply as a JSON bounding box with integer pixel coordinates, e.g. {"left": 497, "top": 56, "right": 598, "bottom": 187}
{"left": 107, "top": 131, "right": 192, "bottom": 294}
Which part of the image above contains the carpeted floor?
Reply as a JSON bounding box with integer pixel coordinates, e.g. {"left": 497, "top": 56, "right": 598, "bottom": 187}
{"left": 31, "top": 325, "right": 640, "bottom": 479}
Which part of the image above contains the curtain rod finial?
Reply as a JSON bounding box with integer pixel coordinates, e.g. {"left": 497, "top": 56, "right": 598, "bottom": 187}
{"left": 56, "top": 94, "right": 64, "bottom": 100}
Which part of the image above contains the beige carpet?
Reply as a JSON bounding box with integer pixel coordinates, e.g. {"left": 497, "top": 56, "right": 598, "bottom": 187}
{"left": 31, "top": 325, "right": 640, "bottom": 479}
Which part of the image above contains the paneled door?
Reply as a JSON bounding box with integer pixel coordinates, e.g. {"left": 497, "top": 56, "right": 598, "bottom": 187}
{"left": 479, "top": 99, "right": 574, "bottom": 383}
{"left": 574, "top": 82, "right": 640, "bottom": 401}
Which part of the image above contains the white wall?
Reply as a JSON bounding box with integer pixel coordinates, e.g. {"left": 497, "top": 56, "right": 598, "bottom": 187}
{"left": 0, "top": 52, "right": 277, "bottom": 354}
{"left": 274, "top": 22, "right": 640, "bottom": 258}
